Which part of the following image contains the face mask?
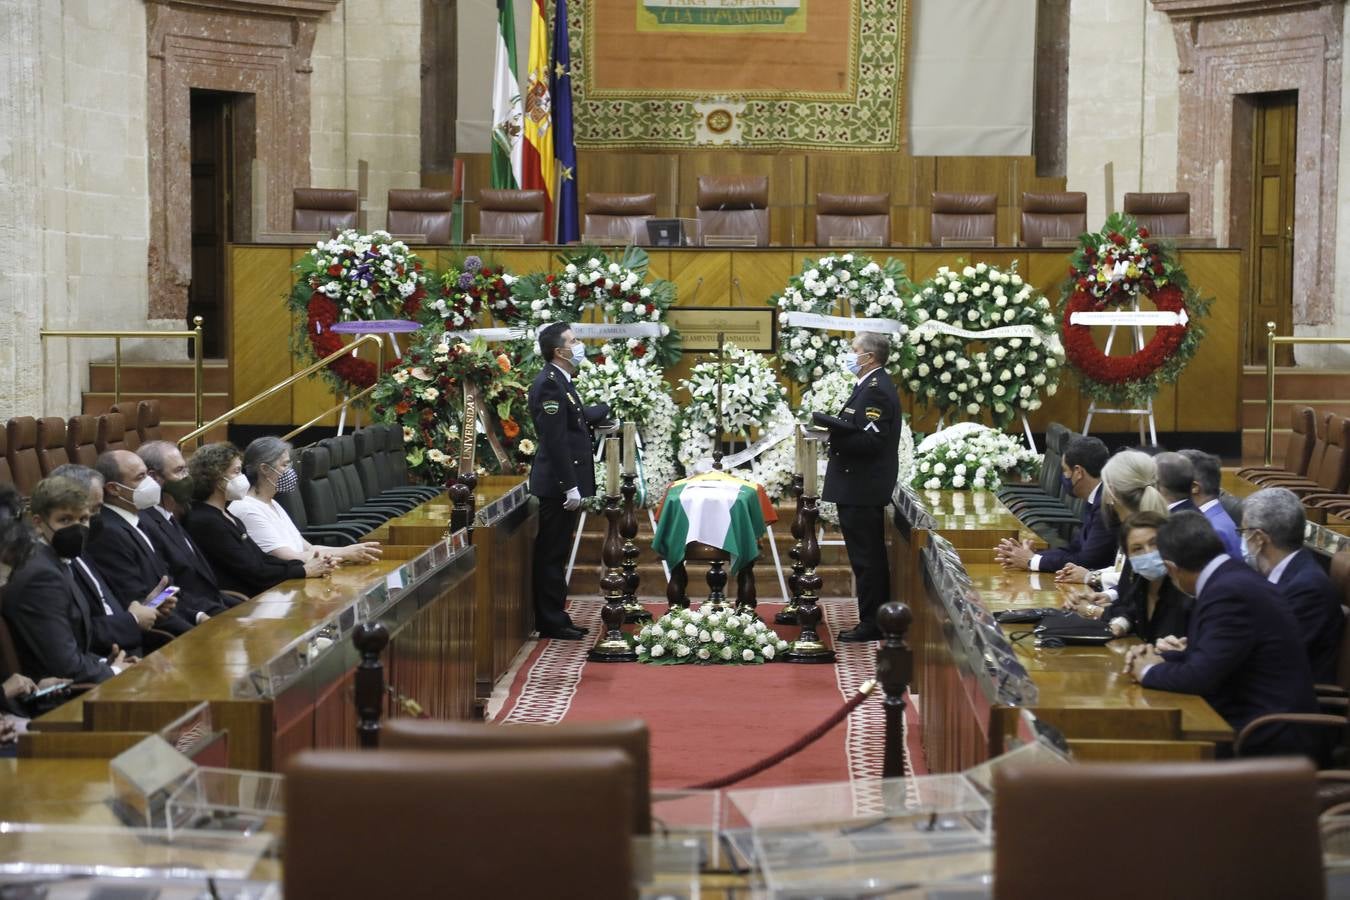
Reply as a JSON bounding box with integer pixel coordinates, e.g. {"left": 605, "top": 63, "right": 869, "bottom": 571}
{"left": 843, "top": 352, "right": 862, "bottom": 376}
{"left": 50, "top": 523, "right": 88, "bottom": 560}
{"left": 224, "top": 473, "right": 250, "bottom": 502}
{"left": 274, "top": 466, "right": 299, "bottom": 494}
{"left": 127, "top": 477, "right": 160, "bottom": 511}
{"left": 569, "top": 342, "right": 586, "bottom": 365}
{"left": 1242, "top": 535, "right": 1260, "bottom": 570}
{"left": 1130, "top": 550, "right": 1167, "bottom": 582}
{"left": 161, "top": 476, "right": 195, "bottom": 507}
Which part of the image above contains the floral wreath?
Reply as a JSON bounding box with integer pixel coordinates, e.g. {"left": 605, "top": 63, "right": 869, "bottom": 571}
{"left": 675, "top": 343, "right": 796, "bottom": 501}
{"left": 423, "top": 255, "right": 517, "bottom": 331}
{"left": 370, "top": 329, "right": 534, "bottom": 483}
{"left": 635, "top": 604, "right": 788, "bottom": 664}
{"left": 910, "top": 423, "right": 1039, "bottom": 493}
{"left": 574, "top": 356, "right": 680, "bottom": 509}
{"left": 770, "top": 254, "right": 913, "bottom": 384}
{"left": 903, "top": 262, "right": 1064, "bottom": 429}
{"left": 1060, "top": 213, "right": 1211, "bottom": 408}
{"left": 288, "top": 229, "right": 429, "bottom": 392}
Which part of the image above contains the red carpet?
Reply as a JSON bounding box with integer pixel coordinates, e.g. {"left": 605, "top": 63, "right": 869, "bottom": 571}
{"left": 496, "top": 598, "right": 928, "bottom": 789}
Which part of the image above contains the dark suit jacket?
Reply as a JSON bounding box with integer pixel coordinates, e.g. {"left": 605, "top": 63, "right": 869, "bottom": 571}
{"left": 1105, "top": 569, "right": 1192, "bottom": 644}
{"left": 2, "top": 543, "right": 114, "bottom": 683}
{"left": 822, "top": 368, "right": 902, "bottom": 508}
{"left": 139, "top": 508, "right": 236, "bottom": 615}
{"left": 1034, "top": 488, "right": 1118, "bottom": 572}
{"left": 183, "top": 503, "right": 306, "bottom": 597}
{"left": 527, "top": 363, "right": 609, "bottom": 499}
{"left": 1274, "top": 550, "right": 1345, "bottom": 684}
{"left": 1142, "top": 558, "right": 1319, "bottom": 757}
{"left": 86, "top": 508, "right": 193, "bottom": 634}
{"left": 69, "top": 556, "right": 142, "bottom": 656}
{"left": 1168, "top": 498, "right": 1200, "bottom": 514}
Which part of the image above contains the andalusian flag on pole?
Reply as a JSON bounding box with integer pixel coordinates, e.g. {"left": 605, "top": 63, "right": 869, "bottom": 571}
{"left": 521, "top": 0, "right": 554, "bottom": 235}
{"left": 491, "top": 0, "right": 522, "bottom": 189}
{"left": 551, "top": 0, "right": 580, "bottom": 243}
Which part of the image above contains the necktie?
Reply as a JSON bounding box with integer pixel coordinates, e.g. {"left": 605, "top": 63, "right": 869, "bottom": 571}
{"left": 73, "top": 558, "right": 114, "bottom": 616}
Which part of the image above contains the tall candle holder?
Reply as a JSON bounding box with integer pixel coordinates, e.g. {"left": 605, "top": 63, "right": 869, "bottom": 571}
{"left": 774, "top": 470, "right": 807, "bottom": 626}
{"left": 619, "top": 471, "right": 650, "bottom": 623}
{"left": 589, "top": 487, "right": 636, "bottom": 663}
{"left": 786, "top": 433, "right": 834, "bottom": 664}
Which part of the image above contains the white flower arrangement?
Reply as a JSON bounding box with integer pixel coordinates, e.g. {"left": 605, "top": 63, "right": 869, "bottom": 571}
{"left": 911, "top": 424, "right": 1040, "bottom": 492}
{"left": 770, "top": 254, "right": 914, "bottom": 384}
{"left": 300, "top": 228, "right": 427, "bottom": 321}
{"left": 635, "top": 604, "right": 788, "bottom": 665}
{"left": 903, "top": 263, "right": 1064, "bottom": 428}
{"left": 576, "top": 356, "right": 679, "bottom": 508}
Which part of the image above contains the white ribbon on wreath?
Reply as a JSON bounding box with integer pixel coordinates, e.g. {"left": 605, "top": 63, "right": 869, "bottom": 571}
{"left": 783, "top": 312, "right": 908, "bottom": 333}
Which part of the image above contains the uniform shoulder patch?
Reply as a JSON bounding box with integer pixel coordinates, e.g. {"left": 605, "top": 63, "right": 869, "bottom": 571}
{"left": 542, "top": 400, "right": 560, "bottom": 415}
{"left": 865, "top": 406, "right": 882, "bottom": 420}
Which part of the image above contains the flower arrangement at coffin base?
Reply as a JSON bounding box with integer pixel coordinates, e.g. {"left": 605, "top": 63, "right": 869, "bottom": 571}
{"left": 288, "top": 229, "right": 429, "bottom": 392}
{"left": 423, "top": 255, "right": 517, "bottom": 330}
{"left": 370, "top": 331, "right": 534, "bottom": 484}
{"left": 635, "top": 605, "right": 789, "bottom": 665}
{"left": 575, "top": 354, "right": 680, "bottom": 509}
{"left": 910, "top": 423, "right": 1039, "bottom": 493}
{"left": 770, "top": 253, "right": 914, "bottom": 384}
{"left": 903, "top": 262, "right": 1063, "bottom": 429}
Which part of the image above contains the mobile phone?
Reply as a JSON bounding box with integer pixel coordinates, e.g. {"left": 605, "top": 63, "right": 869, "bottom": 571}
{"left": 144, "top": 584, "right": 180, "bottom": 609}
{"left": 26, "top": 682, "right": 69, "bottom": 701}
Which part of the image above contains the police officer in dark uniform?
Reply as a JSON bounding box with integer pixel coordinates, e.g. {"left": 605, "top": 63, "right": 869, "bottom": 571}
{"left": 818, "top": 332, "right": 901, "bottom": 642}
{"left": 527, "top": 322, "right": 611, "bottom": 640}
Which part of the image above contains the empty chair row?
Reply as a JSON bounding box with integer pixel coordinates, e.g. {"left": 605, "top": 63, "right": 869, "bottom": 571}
{"left": 1238, "top": 406, "right": 1350, "bottom": 521}
{"left": 3, "top": 402, "right": 164, "bottom": 497}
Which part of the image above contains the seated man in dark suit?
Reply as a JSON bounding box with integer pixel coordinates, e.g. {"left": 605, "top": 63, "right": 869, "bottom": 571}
{"left": 995, "top": 435, "right": 1117, "bottom": 573}
{"left": 1154, "top": 451, "right": 1200, "bottom": 514}
{"left": 1240, "top": 487, "right": 1345, "bottom": 683}
{"left": 138, "top": 441, "right": 243, "bottom": 610}
{"left": 1126, "top": 511, "right": 1321, "bottom": 758}
{"left": 87, "top": 450, "right": 222, "bottom": 629}
{"left": 3, "top": 476, "right": 136, "bottom": 683}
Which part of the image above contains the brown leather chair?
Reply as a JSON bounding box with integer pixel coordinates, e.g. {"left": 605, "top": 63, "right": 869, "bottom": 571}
{"left": 65, "top": 415, "right": 98, "bottom": 468}
{"left": 994, "top": 758, "right": 1324, "bottom": 900}
{"left": 930, "top": 192, "right": 996, "bottom": 245}
{"left": 292, "top": 188, "right": 359, "bottom": 233}
{"left": 1124, "top": 191, "right": 1191, "bottom": 236}
{"left": 36, "top": 417, "right": 69, "bottom": 477}
{"left": 696, "top": 175, "right": 769, "bottom": 246}
{"left": 1239, "top": 405, "right": 1317, "bottom": 483}
{"left": 387, "top": 189, "right": 454, "bottom": 243}
{"left": 1260, "top": 414, "right": 1350, "bottom": 500}
{"left": 583, "top": 193, "right": 657, "bottom": 246}
{"left": 5, "top": 417, "right": 42, "bottom": 498}
{"left": 814, "top": 192, "right": 890, "bottom": 247}
{"left": 1021, "top": 191, "right": 1088, "bottom": 248}
{"left": 383, "top": 718, "right": 652, "bottom": 835}
{"left": 285, "top": 748, "right": 634, "bottom": 900}
{"left": 136, "top": 400, "right": 163, "bottom": 445}
{"left": 108, "top": 403, "right": 141, "bottom": 452}
{"left": 477, "top": 188, "right": 548, "bottom": 243}
{"left": 95, "top": 412, "right": 128, "bottom": 455}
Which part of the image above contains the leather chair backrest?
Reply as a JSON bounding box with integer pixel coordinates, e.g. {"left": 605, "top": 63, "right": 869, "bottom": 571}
{"left": 317, "top": 438, "right": 357, "bottom": 513}
{"left": 0, "top": 430, "right": 9, "bottom": 488}
{"left": 383, "top": 422, "right": 414, "bottom": 487}
{"left": 138, "top": 400, "right": 163, "bottom": 444}
{"left": 696, "top": 175, "right": 770, "bottom": 246}
{"left": 292, "top": 188, "right": 358, "bottom": 233}
{"left": 815, "top": 192, "right": 890, "bottom": 247}
{"left": 1123, "top": 191, "right": 1191, "bottom": 236}
{"left": 65, "top": 415, "right": 98, "bottom": 468}
{"left": 273, "top": 484, "right": 311, "bottom": 529}
{"left": 36, "top": 416, "right": 69, "bottom": 477}
{"left": 1276, "top": 405, "right": 1318, "bottom": 476}
{"left": 583, "top": 193, "right": 657, "bottom": 246}
{"left": 332, "top": 434, "right": 373, "bottom": 503}
{"left": 930, "top": 192, "right": 996, "bottom": 245}
{"left": 95, "top": 412, "right": 127, "bottom": 455}
{"left": 285, "top": 748, "right": 634, "bottom": 900}
{"left": 995, "top": 759, "right": 1324, "bottom": 900}
{"left": 478, "top": 189, "right": 547, "bottom": 243}
{"left": 352, "top": 429, "right": 385, "bottom": 498}
{"left": 367, "top": 424, "right": 397, "bottom": 491}
{"left": 387, "top": 189, "right": 454, "bottom": 244}
{"left": 1330, "top": 550, "right": 1350, "bottom": 692}
{"left": 1021, "top": 191, "right": 1088, "bottom": 248}
{"left": 383, "top": 718, "right": 652, "bottom": 835}
{"left": 6, "top": 417, "right": 42, "bottom": 497}
{"left": 298, "top": 446, "right": 340, "bottom": 528}
{"left": 108, "top": 403, "right": 141, "bottom": 452}
{"left": 1320, "top": 414, "right": 1350, "bottom": 494}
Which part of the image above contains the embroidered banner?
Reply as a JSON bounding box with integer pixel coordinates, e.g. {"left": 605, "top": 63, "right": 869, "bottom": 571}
{"left": 566, "top": 0, "right": 907, "bottom": 150}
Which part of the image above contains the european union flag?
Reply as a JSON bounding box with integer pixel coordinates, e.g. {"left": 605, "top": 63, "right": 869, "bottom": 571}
{"left": 550, "top": 0, "right": 579, "bottom": 244}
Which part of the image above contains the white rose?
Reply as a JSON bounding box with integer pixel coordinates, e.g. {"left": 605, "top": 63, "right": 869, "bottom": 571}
{"left": 712, "top": 630, "right": 725, "bottom": 644}
{"left": 720, "top": 646, "right": 734, "bottom": 660}
{"left": 762, "top": 644, "right": 775, "bottom": 660}
{"left": 651, "top": 644, "right": 665, "bottom": 657}
{"left": 684, "top": 623, "right": 698, "bottom": 637}
{"left": 697, "top": 648, "right": 711, "bottom": 660}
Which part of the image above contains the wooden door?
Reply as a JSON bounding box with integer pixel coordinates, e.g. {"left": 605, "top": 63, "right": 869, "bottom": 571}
{"left": 189, "top": 90, "right": 233, "bottom": 358}
{"left": 1247, "top": 92, "right": 1297, "bottom": 365}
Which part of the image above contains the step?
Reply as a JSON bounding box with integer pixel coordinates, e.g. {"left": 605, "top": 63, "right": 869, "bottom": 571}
{"left": 1239, "top": 399, "right": 1350, "bottom": 429}
{"left": 1241, "top": 428, "right": 1292, "bottom": 466}
{"left": 89, "top": 361, "right": 231, "bottom": 394}
{"left": 161, "top": 423, "right": 229, "bottom": 445}
{"left": 82, "top": 392, "right": 232, "bottom": 420}
{"left": 1241, "top": 369, "right": 1350, "bottom": 401}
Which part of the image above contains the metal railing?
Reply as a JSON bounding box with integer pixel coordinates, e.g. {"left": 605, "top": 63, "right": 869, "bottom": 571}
{"left": 176, "top": 334, "right": 385, "bottom": 449}
{"left": 1264, "top": 321, "right": 1350, "bottom": 464}
{"left": 41, "top": 317, "right": 205, "bottom": 436}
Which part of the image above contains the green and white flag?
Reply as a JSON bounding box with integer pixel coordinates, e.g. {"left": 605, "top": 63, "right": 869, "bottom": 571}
{"left": 491, "top": 0, "right": 522, "bottom": 189}
{"left": 653, "top": 474, "right": 768, "bottom": 574}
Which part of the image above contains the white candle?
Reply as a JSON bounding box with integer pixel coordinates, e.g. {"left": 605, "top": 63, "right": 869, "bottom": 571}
{"left": 623, "top": 421, "right": 636, "bottom": 476}
{"left": 606, "top": 438, "right": 620, "bottom": 496}
{"left": 804, "top": 440, "right": 817, "bottom": 497}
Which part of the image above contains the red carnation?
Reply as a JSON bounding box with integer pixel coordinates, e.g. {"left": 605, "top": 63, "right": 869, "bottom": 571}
{"left": 1138, "top": 226, "right": 1150, "bottom": 239}
{"left": 327, "top": 264, "right": 342, "bottom": 277}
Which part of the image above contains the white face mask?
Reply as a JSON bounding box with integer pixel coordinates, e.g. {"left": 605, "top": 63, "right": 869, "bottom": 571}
{"left": 129, "top": 476, "right": 161, "bottom": 511}
{"left": 843, "top": 352, "right": 862, "bottom": 376}
{"left": 569, "top": 341, "right": 586, "bottom": 365}
{"left": 224, "top": 473, "right": 250, "bottom": 502}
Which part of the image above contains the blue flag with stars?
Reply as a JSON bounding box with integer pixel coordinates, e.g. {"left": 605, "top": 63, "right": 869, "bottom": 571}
{"left": 550, "top": 0, "right": 579, "bottom": 244}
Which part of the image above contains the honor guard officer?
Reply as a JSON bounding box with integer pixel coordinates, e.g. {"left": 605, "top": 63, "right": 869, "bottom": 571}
{"left": 817, "top": 332, "right": 901, "bottom": 643}
{"left": 527, "top": 322, "right": 612, "bottom": 641}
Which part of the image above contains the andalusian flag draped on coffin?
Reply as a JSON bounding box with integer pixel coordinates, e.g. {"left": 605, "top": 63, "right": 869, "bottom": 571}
{"left": 653, "top": 472, "right": 777, "bottom": 574}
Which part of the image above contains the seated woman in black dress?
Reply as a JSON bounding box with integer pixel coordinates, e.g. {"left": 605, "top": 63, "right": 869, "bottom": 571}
{"left": 1069, "top": 510, "right": 1192, "bottom": 643}
{"left": 183, "top": 442, "right": 333, "bottom": 597}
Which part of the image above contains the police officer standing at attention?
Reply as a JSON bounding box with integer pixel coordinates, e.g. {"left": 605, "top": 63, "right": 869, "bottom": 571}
{"left": 817, "top": 332, "right": 901, "bottom": 643}
{"left": 528, "top": 322, "right": 612, "bottom": 640}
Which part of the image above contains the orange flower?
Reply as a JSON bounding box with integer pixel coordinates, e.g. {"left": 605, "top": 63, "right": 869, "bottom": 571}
{"left": 501, "top": 418, "right": 520, "bottom": 439}
{"left": 394, "top": 401, "right": 411, "bottom": 416}
{"left": 496, "top": 353, "right": 511, "bottom": 373}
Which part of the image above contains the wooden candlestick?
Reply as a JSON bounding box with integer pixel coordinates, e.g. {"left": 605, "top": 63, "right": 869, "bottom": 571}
{"left": 774, "top": 471, "right": 807, "bottom": 626}
{"left": 786, "top": 489, "right": 834, "bottom": 664}
{"left": 877, "top": 602, "right": 914, "bottom": 778}
{"left": 590, "top": 491, "right": 635, "bottom": 662}
{"left": 619, "top": 472, "right": 650, "bottom": 624}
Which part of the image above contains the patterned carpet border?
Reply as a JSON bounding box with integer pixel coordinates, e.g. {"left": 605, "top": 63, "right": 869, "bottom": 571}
{"left": 499, "top": 598, "right": 605, "bottom": 725}
{"left": 818, "top": 599, "right": 900, "bottom": 788}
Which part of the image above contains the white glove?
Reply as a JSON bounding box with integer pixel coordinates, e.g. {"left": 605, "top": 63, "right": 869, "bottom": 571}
{"left": 563, "top": 487, "right": 582, "bottom": 511}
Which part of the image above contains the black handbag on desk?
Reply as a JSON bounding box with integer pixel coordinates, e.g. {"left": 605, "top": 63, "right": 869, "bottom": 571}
{"left": 1031, "top": 610, "right": 1115, "bottom": 646}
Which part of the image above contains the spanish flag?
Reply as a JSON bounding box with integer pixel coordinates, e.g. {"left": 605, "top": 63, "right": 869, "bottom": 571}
{"left": 521, "top": 0, "right": 554, "bottom": 236}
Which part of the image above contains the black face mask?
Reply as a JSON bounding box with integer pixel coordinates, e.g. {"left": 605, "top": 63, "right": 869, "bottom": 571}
{"left": 162, "top": 475, "right": 195, "bottom": 507}
{"left": 50, "top": 523, "right": 88, "bottom": 560}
